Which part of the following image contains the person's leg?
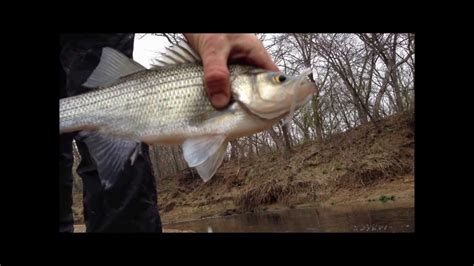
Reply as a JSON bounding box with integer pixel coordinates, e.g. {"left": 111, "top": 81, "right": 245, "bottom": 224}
{"left": 59, "top": 52, "right": 75, "bottom": 232}
{"left": 59, "top": 133, "right": 75, "bottom": 232}
{"left": 60, "top": 34, "right": 162, "bottom": 232}
{"left": 75, "top": 139, "right": 162, "bottom": 232}
{"left": 102, "top": 143, "right": 161, "bottom": 232}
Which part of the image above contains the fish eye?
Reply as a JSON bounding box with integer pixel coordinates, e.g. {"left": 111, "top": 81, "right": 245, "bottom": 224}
{"left": 273, "top": 74, "right": 287, "bottom": 83}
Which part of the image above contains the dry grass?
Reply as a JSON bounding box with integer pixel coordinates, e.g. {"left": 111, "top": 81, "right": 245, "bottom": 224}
{"left": 235, "top": 180, "right": 297, "bottom": 210}
{"left": 235, "top": 179, "right": 326, "bottom": 211}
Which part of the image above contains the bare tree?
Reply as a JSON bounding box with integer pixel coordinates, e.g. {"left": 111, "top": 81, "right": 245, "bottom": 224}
{"left": 152, "top": 33, "right": 185, "bottom": 45}
{"left": 357, "top": 33, "right": 414, "bottom": 114}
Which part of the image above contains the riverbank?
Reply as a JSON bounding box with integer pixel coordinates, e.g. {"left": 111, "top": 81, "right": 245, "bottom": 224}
{"left": 71, "top": 110, "right": 414, "bottom": 230}
{"left": 157, "top": 111, "right": 414, "bottom": 224}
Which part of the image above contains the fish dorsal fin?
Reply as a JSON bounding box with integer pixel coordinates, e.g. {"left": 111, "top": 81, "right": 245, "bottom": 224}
{"left": 150, "top": 40, "right": 201, "bottom": 69}
{"left": 77, "top": 132, "right": 141, "bottom": 189}
{"left": 83, "top": 47, "right": 146, "bottom": 88}
{"left": 182, "top": 135, "right": 226, "bottom": 167}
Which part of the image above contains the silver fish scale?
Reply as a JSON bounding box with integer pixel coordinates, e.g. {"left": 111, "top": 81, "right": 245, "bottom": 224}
{"left": 60, "top": 63, "right": 254, "bottom": 140}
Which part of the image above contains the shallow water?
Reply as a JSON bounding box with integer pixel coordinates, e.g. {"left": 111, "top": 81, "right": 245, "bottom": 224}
{"left": 165, "top": 206, "right": 414, "bottom": 233}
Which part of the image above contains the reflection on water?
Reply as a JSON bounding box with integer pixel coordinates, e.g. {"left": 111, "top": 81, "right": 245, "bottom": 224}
{"left": 166, "top": 207, "right": 414, "bottom": 233}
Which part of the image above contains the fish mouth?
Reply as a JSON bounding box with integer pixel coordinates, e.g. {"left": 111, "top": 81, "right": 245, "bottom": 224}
{"left": 291, "top": 71, "right": 317, "bottom": 107}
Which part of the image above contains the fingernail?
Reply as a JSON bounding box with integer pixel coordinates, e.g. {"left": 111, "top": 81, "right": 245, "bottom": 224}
{"left": 211, "top": 93, "right": 229, "bottom": 109}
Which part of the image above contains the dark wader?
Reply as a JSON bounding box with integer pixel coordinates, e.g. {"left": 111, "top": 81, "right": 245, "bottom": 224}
{"left": 59, "top": 34, "right": 162, "bottom": 232}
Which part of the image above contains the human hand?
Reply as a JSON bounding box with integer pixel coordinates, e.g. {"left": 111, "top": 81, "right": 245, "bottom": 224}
{"left": 184, "top": 34, "right": 279, "bottom": 109}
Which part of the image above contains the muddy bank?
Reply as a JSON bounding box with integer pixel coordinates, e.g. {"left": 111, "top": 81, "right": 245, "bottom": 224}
{"left": 159, "top": 177, "right": 414, "bottom": 225}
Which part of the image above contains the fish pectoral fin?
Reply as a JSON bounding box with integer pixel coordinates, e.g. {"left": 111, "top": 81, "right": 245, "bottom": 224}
{"left": 77, "top": 132, "right": 141, "bottom": 189}
{"left": 83, "top": 47, "right": 146, "bottom": 88}
{"left": 195, "top": 141, "right": 228, "bottom": 182}
{"left": 182, "top": 135, "right": 226, "bottom": 168}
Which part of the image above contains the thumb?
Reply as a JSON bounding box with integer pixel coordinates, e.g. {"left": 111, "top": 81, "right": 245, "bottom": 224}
{"left": 200, "top": 47, "right": 231, "bottom": 109}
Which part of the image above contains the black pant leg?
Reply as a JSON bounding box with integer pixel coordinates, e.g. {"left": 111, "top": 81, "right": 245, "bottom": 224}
{"left": 60, "top": 34, "right": 162, "bottom": 232}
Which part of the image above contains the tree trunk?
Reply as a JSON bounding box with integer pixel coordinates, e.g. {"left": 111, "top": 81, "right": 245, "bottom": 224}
{"left": 230, "top": 140, "right": 239, "bottom": 160}
{"left": 390, "top": 68, "right": 405, "bottom": 113}
{"left": 292, "top": 118, "right": 310, "bottom": 142}
{"left": 313, "top": 106, "right": 324, "bottom": 142}
{"left": 171, "top": 146, "right": 180, "bottom": 173}
{"left": 281, "top": 123, "right": 292, "bottom": 154}
{"left": 373, "top": 70, "right": 390, "bottom": 120}
{"left": 268, "top": 127, "right": 284, "bottom": 153}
